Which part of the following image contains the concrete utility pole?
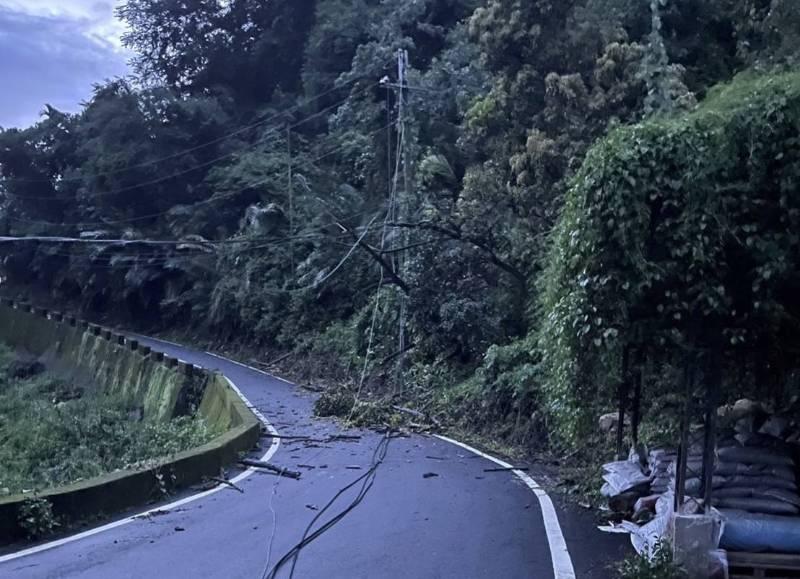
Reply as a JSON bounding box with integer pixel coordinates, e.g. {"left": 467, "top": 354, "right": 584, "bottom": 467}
{"left": 287, "top": 125, "right": 294, "bottom": 270}
{"left": 396, "top": 48, "right": 410, "bottom": 389}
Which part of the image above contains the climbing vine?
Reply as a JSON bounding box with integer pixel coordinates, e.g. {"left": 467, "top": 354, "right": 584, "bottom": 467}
{"left": 538, "top": 71, "right": 800, "bottom": 444}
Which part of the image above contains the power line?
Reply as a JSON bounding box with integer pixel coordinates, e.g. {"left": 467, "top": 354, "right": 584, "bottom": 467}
{"left": 1, "top": 83, "right": 381, "bottom": 203}
{"left": 4, "top": 121, "right": 395, "bottom": 230}
{"left": 264, "top": 432, "right": 393, "bottom": 579}
{"left": 0, "top": 231, "right": 351, "bottom": 247}
{"left": 1, "top": 76, "right": 375, "bottom": 185}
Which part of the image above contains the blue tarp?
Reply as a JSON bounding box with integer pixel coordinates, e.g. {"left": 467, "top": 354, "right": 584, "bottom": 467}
{"left": 721, "top": 510, "right": 800, "bottom": 553}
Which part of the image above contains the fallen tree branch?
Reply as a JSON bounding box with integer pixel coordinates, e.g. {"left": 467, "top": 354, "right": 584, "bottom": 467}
{"left": 335, "top": 221, "right": 410, "bottom": 293}
{"left": 392, "top": 405, "right": 425, "bottom": 419}
{"left": 271, "top": 434, "right": 361, "bottom": 443}
{"left": 483, "top": 467, "right": 529, "bottom": 473}
{"left": 209, "top": 476, "right": 245, "bottom": 493}
{"left": 239, "top": 459, "right": 302, "bottom": 479}
{"left": 381, "top": 343, "right": 416, "bottom": 366}
{"left": 250, "top": 352, "right": 294, "bottom": 369}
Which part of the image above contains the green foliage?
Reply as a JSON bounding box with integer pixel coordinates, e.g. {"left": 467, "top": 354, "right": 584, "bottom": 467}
{"left": 18, "top": 497, "right": 59, "bottom": 540}
{"left": 0, "top": 346, "right": 217, "bottom": 495}
{"left": 617, "top": 541, "right": 686, "bottom": 579}
{"left": 538, "top": 71, "right": 800, "bottom": 445}
{"left": 2, "top": 0, "right": 800, "bottom": 459}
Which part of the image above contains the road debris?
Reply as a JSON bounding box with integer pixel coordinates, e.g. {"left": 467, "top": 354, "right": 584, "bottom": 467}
{"left": 239, "top": 458, "right": 302, "bottom": 479}
{"left": 133, "top": 509, "right": 171, "bottom": 520}
{"left": 423, "top": 472, "right": 439, "bottom": 479}
{"left": 210, "top": 476, "right": 245, "bottom": 493}
{"left": 484, "top": 466, "right": 529, "bottom": 473}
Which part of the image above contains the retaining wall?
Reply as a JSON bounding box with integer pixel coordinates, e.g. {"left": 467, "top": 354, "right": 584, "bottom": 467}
{"left": 0, "top": 299, "right": 261, "bottom": 543}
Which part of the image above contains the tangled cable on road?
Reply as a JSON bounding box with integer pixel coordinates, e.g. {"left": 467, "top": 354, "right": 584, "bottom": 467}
{"left": 263, "top": 430, "right": 395, "bottom": 579}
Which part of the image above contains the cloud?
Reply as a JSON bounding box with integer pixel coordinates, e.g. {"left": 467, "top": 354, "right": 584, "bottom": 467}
{"left": 0, "top": 0, "right": 126, "bottom": 48}
{"left": 0, "top": 6, "right": 129, "bottom": 128}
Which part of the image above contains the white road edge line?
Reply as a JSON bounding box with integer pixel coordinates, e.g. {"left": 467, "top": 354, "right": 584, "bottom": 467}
{"left": 205, "top": 351, "right": 295, "bottom": 386}
{"left": 0, "top": 359, "right": 280, "bottom": 564}
{"left": 213, "top": 350, "right": 577, "bottom": 579}
{"left": 435, "top": 434, "right": 577, "bottom": 579}
{"left": 2, "top": 336, "right": 577, "bottom": 579}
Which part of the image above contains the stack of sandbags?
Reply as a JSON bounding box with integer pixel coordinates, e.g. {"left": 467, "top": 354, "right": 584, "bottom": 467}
{"left": 709, "top": 399, "right": 800, "bottom": 516}
{"left": 649, "top": 449, "right": 676, "bottom": 495}
{"left": 711, "top": 434, "right": 800, "bottom": 515}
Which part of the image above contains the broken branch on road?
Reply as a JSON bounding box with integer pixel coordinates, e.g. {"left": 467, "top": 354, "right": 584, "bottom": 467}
{"left": 483, "top": 467, "right": 529, "bottom": 473}
{"left": 209, "top": 476, "right": 245, "bottom": 493}
{"left": 239, "top": 459, "right": 302, "bottom": 479}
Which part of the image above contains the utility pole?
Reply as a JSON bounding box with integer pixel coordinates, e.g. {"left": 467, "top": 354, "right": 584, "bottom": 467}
{"left": 396, "top": 48, "right": 410, "bottom": 390}
{"left": 287, "top": 125, "right": 294, "bottom": 270}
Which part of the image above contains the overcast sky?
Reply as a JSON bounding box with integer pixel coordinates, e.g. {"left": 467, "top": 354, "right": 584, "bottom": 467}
{"left": 0, "top": 1, "right": 130, "bottom": 129}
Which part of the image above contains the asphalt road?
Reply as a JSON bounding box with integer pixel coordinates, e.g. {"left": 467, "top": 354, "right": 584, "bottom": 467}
{"left": 0, "top": 336, "right": 625, "bottom": 579}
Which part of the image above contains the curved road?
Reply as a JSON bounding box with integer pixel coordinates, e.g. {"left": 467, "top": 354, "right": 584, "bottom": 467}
{"left": 0, "top": 336, "right": 624, "bottom": 578}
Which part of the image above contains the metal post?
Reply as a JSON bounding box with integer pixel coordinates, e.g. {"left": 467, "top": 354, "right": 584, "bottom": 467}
{"left": 287, "top": 124, "right": 294, "bottom": 270}
{"left": 701, "top": 345, "right": 720, "bottom": 511}
{"left": 631, "top": 358, "right": 643, "bottom": 446}
{"left": 616, "top": 346, "right": 630, "bottom": 459}
{"left": 675, "top": 353, "right": 695, "bottom": 511}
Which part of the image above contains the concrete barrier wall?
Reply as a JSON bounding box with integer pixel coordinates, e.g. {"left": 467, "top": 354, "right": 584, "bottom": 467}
{"left": 0, "top": 300, "right": 261, "bottom": 543}
{"left": 0, "top": 302, "right": 193, "bottom": 421}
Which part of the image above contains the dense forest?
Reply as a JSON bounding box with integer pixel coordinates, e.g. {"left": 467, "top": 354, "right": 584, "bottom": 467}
{"left": 1, "top": 0, "right": 799, "bottom": 453}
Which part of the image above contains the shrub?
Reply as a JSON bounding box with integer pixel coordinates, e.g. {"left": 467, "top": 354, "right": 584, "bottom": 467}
{"left": 538, "top": 71, "right": 800, "bottom": 445}
{"left": 18, "top": 497, "right": 59, "bottom": 540}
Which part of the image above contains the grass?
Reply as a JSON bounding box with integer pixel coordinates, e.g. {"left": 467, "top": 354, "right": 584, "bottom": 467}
{"left": 616, "top": 541, "right": 687, "bottom": 579}
{"left": 0, "top": 344, "right": 218, "bottom": 497}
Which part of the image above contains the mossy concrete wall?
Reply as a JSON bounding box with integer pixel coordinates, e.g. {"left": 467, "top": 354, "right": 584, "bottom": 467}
{"left": 0, "top": 300, "right": 261, "bottom": 544}
{"left": 0, "top": 302, "right": 194, "bottom": 421}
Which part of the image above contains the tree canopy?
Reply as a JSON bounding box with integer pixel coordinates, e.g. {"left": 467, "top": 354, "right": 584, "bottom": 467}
{"left": 1, "top": 0, "right": 799, "bottom": 450}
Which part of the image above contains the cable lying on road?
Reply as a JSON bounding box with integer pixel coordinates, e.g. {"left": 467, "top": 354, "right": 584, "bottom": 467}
{"left": 263, "top": 430, "right": 395, "bottom": 579}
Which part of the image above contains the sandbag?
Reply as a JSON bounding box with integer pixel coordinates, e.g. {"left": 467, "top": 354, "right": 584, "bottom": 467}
{"left": 764, "top": 488, "right": 800, "bottom": 507}
{"left": 760, "top": 416, "right": 791, "bottom": 439}
{"left": 684, "top": 476, "right": 728, "bottom": 496}
{"left": 714, "top": 487, "right": 800, "bottom": 507}
{"left": 714, "top": 461, "right": 796, "bottom": 481}
{"left": 714, "top": 474, "right": 798, "bottom": 492}
{"left": 736, "top": 432, "right": 793, "bottom": 451}
{"left": 713, "top": 497, "right": 800, "bottom": 516}
{"left": 720, "top": 510, "right": 800, "bottom": 553}
{"left": 717, "top": 445, "right": 794, "bottom": 467}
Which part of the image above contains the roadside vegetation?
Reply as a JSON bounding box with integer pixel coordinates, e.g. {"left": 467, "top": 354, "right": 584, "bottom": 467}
{"left": 616, "top": 541, "right": 687, "bottom": 579}
{"left": 0, "top": 345, "right": 217, "bottom": 497}
{"left": 1, "top": 0, "right": 799, "bottom": 472}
